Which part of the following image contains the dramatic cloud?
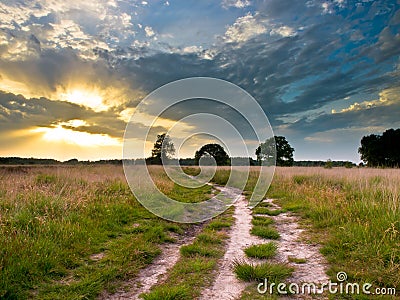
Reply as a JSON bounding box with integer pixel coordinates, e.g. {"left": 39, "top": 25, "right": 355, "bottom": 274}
{"left": 0, "top": 0, "right": 399, "bottom": 161}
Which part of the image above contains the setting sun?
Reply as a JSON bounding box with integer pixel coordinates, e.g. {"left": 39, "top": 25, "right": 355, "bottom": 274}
{"left": 60, "top": 89, "right": 106, "bottom": 111}
{"left": 32, "top": 124, "right": 121, "bottom": 147}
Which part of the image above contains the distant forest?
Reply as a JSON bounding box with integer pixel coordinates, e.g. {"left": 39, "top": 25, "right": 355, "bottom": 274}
{"left": 0, "top": 157, "right": 357, "bottom": 167}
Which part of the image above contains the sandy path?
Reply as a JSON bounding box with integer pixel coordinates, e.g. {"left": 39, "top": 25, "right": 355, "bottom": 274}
{"left": 263, "top": 199, "right": 329, "bottom": 299}
{"left": 99, "top": 226, "right": 202, "bottom": 300}
{"left": 264, "top": 199, "right": 329, "bottom": 284}
{"left": 101, "top": 188, "right": 329, "bottom": 300}
{"left": 200, "top": 195, "right": 329, "bottom": 300}
{"left": 199, "top": 186, "right": 264, "bottom": 300}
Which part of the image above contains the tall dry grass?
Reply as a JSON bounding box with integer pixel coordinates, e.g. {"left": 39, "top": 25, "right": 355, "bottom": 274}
{"left": 0, "top": 165, "right": 184, "bottom": 299}
{"left": 268, "top": 167, "right": 399, "bottom": 290}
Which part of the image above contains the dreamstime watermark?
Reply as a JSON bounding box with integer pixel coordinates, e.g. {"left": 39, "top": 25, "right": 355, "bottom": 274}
{"left": 257, "top": 272, "right": 396, "bottom": 296}
{"left": 123, "top": 77, "right": 276, "bottom": 223}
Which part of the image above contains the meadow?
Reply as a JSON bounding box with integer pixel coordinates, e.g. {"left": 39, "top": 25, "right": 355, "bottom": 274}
{"left": 268, "top": 167, "right": 400, "bottom": 292}
{"left": 0, "top": 165, "right": 398, "bottom": 299}
{"left": 0, "top": 165, "right": 213, "bottom": 299}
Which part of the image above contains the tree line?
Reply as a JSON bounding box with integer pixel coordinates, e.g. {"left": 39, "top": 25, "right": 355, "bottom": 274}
{"left": 146, "top": 133, "right": 296, "bottom": 167}
{"left": 1, "top": 128, "right": 398, "bottom": 167}
{"left": 147, "top": 130, "right": 399, "bottom": 168}
{"left": 358, "top": 128, "right": 400, "bottom": 167}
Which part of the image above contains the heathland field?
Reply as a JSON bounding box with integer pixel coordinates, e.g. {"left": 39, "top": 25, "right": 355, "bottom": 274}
{"left": 0, "top": 165, "right": 398, "bottom": 299}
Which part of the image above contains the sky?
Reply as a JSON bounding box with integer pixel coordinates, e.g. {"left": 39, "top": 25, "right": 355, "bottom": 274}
{"left": 0, "top": 0, "right": 399, "bottom": 162}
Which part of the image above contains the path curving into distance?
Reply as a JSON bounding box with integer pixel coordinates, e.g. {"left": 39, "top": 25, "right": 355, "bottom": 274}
{"left": 100, "top": 186, "right": 329, "bottom": 300}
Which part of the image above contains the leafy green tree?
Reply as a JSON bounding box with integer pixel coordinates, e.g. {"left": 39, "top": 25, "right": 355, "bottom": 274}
{"left": 148, "top": 133, "right": 175, "bottom": 164}
{"left": 256, "top": 136, "right": 294, "bottom": 166}
{"left": 194, "top": 143, "right": 230, "bottom": 166}
{"left": 358, "top": 128, "right": 400, "bottom": 167}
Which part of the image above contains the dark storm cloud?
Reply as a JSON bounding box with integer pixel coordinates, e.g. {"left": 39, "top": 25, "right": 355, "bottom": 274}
{"left": 0, "top": 91, "right": 126, "bottom": 137}
{"left": 2, "top": 0, "right": 399, "bottom": 120}
{"left": 0, "top": 49, "right": 122, "bottom": 94}
{"left": 107, "top": 0, "right": 400, "bottom": 124}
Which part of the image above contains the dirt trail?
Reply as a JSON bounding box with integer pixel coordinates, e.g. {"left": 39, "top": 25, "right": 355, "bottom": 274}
{"left": 99, "top": 226, "right": 202, "bottom": 300}
{"left": 200, "top": 194, "right": 329, "bottom": 300}
{"left": 264, "top": 199, "right": 329, "bottom": 286}
{"left": 101, "top": 187, "right": 329, "bottom": 300}
{"left": 199, "top": 187, "right": 264, "bottom": 300}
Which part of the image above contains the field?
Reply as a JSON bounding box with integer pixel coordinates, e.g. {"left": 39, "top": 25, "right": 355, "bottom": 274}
{"left": 0, "top": 165, "right": 399, "bottom": 299}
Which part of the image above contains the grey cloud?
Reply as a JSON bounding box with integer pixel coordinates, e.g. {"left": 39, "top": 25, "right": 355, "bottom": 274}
{"left": 286, "top": 103, "right": 400, "bottom": 136}
{"left": 0, "top": 91, "right": 126, "bottom": 138}
{"left": 1, "top": 0, "right": 399, "bottom": 158}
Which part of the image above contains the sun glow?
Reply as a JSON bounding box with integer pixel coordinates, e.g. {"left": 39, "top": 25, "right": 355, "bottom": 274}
{"left": 32, "top": 125, "right": 121, "bottom": 147}
{"left": 59, "top": 89, "right": 106, "bottom": 111}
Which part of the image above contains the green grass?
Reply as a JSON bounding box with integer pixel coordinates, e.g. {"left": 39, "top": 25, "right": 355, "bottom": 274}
{"left": 251, "top": 216, "right": 274, "bottom": 226}
{"left": 180, "top": 243, "right": 221, "bottom": 258}
{"left": 142, "top": 286, "right": 189, "bottom": 300}
{"left": 168, "top": 182, "right": 215, "bottom": 203}
{"left": 251, "top": 226, "right": 280, "bottom": 240}
{"left": 181, "top": 167, "right": 200, "bottom": 177}
{"left": 196, "top": 232, "right": 225, "bottom": 244}
{"left": 267, "top": 168, "right": 400, "bottom": 292}
{"left": 205, "top": 220, "right": 232, "bottom": 230}
{"left": 233, "top": 261, "right": 293, "bottom": 282}
{"left": 35, "top": 173, "right": 57, "bottom": 185}
{"left": 4, "top": 165, "right": 399, "bottom": 299}
{"left": 287, "top": 256, "right": 307, "bottom": 264}
{"left": 240, "top": 284, "right": 278, "bottom": 300}
{"left": 244, "top": 243, "right": 278, "bottom": 259}
{"left": 0, "top": 166, "right": 190, "bottom": 299}
{"left": 252, "top": 207, "right": 283, "bottom": 216}
{"left": 256, "top": 201, "right": 273, "bottom": 208}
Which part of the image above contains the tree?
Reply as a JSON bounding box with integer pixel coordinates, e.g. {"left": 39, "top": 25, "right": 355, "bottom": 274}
{"left": 194, "top": 143, "right": 230, "bottom": 166}
{"left": 358, "top": 128, "right": 400, "bottom": 167}
{"left": 256, "top": 136, "right": 294, "bottom": 166}
{"left": 324, "top": 159, "right": 333, "bottom": 169}
{"left": 255, "top": 137, "right": 276, "bottom": 166}
{"left": 147, "top": 133, "right": 175, "bottom": 164}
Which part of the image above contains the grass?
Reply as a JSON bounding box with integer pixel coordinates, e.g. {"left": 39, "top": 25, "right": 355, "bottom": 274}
{"left": 147, "top": 166, "right": 216, "bottom": 204}
{"left": 287, "top": 256, "right": 307, "bottom": 264}
{"left": 196, "top": 232, "right": 224, "bottom": 244}
{"left": 267, "top": 167, "right": 400, "bottom": 291}
{"left": 0, "top": 165, "right": 209, "bottom": 299}
{"left": 168, "top": 182, "right": 215, "bottom": 203}
{"left": 2, "top": 165, "right": 399, "bottom": 298}
{"left": 252, "top": 207, "right": 283, "bottom": 216}
{"left": 142, "top": 286, "right": 189, "bottom": 300}
{"left": 180, "top": 243, "right": 221, "bottom": 258}
{"left": 160, "top": 166, "right": 399, "bottom": 297}
{"left": 244, "top": 243, "right": 278, "bottom": 259}
{"left": 205, "top": 220, "right": 232, "bottom": 230}
{"left": 255, "top": 201, "right": 273, "bottom": 208}
{"left": 204, "top": 166, "right": 399, "bottom": 292}
{"left": 203, "top": 166, "right": 399, "bottom": 296}
{"left": 233, "top": 260, "right": 294, "bottom": 282}
{"left": 251, "top": 216, "right": 274, "bottom": 226}
{"left": 251, "top": 226, "right": 280, "bottom": 240}
{"left": 240, "top": 284, "right": 278, "bottom": 300}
